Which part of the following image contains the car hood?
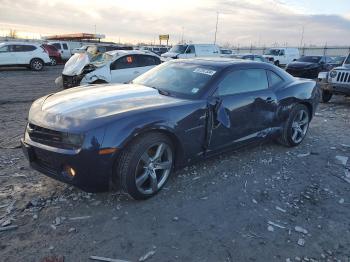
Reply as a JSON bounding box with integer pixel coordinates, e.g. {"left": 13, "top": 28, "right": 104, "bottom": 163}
{"left": 28, "top": 84, "right": 190, "bottom": 132}
{"left": 334, "top": 64, "right": 350, "bottom": 70}
{"left": 287, "top": 61, "right": 319, "bottom": 69}
{"left": 161, "top": 52, "right": 179, "bottom": 58}
{"left": 62, "top": 53, "right": 91, "bottom": 76}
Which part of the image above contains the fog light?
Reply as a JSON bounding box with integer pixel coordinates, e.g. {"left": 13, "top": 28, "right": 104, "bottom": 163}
{"left": 63, "top": 165, "right": 76, "bottom": 178}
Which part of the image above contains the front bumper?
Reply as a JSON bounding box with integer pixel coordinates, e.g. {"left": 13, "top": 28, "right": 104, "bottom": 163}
{"left": 320, "top": 82, "right": 350, "bottom": 95}
{"left": 62, "top": 74, "right": 84, "bottom": 89}
{"left": 286, "top": 68, "right": 319, "bottom": 79}
{"left": 21, "top": 137, "right": 115, "bottom": 192}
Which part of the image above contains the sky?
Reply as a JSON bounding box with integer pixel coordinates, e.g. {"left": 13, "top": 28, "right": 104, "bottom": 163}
{"left": 0, "top": 0, "right": 349, "bottom": 46}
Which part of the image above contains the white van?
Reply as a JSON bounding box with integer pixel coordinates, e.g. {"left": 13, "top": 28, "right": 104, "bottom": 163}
{"left": 49, "top": 41, "right": 84, "bottom": 60}
{"left": 263, "top": 48, "right": 300, "bottom": 66}
{"left": 161, "top": 44, "right": 220, "bottom": 60}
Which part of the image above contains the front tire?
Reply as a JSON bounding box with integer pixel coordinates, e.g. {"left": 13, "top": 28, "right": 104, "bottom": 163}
{"left": 278, "top": 104, "right": 310, "bottom": 147}
{"left": 30, "top": 58, "right": 44, "bottom": 71}
{"left": 116, "top": 133, "right": 174, "bottom": 200}
{"left": 321, "top": 90, "right": 333, "bottom": 103}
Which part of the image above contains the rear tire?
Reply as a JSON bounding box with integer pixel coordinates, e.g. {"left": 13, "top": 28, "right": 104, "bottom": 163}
{"left": 321, "top": 90, "right": 333, "bottom": 103}
{"left": 30, "top": 58, "right": 44, "bottom": 71}
{"left": 116, "top": 132, "right": 174, "bottom": 200}
{"left": 277, "top": 104, "right": 310, "bottom": 147}
{"left": 50, "top": 57, "right": 57, "bottom": 66}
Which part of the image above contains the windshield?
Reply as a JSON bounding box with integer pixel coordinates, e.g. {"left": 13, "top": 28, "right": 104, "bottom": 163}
{"left": 132, "top": 61, "right": 217, "bottom": 98}
{"left": 331, "top": 56, "right": 345, "bottom": 64}
{"left": 265, "top": 49, "right": 281, "bottom": 56}
{"left": 169, "top": 45, "right": 188, "bottom": 54}
{"left": 90, "top": 53, "right": 114, "bottom": 63}
{"left": 297, "top": 56, "right": 321, "bottom": 63}
{"left": 344, "top": 55, "right": 350, "bottom": 65}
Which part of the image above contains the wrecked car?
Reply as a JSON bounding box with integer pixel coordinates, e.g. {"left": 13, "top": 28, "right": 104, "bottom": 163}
{"left": 318, "top": 53, "right": 350, "bottom": 103}
{"left": 21, "top": 58, "right": 319, "bottom": 200}
{"left": 286, "top": 55, "right": 334, "bottom": 79}
{"left": 56, "top": 50, "right": 161, "bottom": 89}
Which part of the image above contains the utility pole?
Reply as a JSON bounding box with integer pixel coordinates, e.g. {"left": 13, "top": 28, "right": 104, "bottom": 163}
{"left": 299, "top": 25, "right": 304, "bottom": 48}
{"left": 214, "top": 12, "right": 219, "bottom": 44}
{"left": 181, "top": 27, "right": 184, "bottom": 44}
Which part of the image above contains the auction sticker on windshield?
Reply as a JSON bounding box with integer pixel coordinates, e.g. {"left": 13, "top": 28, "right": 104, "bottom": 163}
{"left": 193, "top": 68, "right": 216, "bottom": 76}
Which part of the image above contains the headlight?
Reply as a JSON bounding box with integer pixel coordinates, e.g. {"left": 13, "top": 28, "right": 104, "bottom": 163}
{"left": 329, "top": 70, "right": 337, "bottom": 78}
{"left": 61, "top": 133, "right": 84, "bottom": 148}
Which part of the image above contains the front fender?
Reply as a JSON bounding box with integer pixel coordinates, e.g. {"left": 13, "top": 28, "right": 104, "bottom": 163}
{"left": 81, "top": 66, "right": 111, "bottom": 84}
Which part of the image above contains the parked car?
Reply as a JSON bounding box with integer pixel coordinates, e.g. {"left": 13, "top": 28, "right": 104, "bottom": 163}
{"left": 139, "top": 46, "right": 170, "bottom": 56}
{"left": 42, "top": 44, "right": 62, "bottom": 66}
{"left": 56, "top": 50, "right": 161, "bottom": 88}
{"left": 72, "top": 44, "right": 133, "bottom": 54}
{"left": 318, "top": 53, "right": 350, "bottom": 103}
{"left": 285, "top": 56, "right": 334, "bottom": 79}
{"left": 263, "top": 47, "right": 300, "bottom": 66}
{"left": 161, "top": 44, "right": 220, "bottom": 60}
{"left": 22, "top": 58, "right": 319, "bottom": 199}
{"left": 0, "top": 42, "right": 51, "bottom": 71}
{"left": 219, "top": 48, "right": 234, "bottom": 57}
{"left": 231, "top": 53, "right": 267, "bottom": 62}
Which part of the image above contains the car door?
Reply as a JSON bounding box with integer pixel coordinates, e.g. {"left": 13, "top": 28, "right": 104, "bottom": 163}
{"left": 207, "top": 68, "right": 278, "bottom": 151}
{"left": 135, "top": 55, "right": 161, "bottom": 75}
{"left": 110, "top": 55, "right": 139, "bottom": 83}
{"left": 61, "top": 43, "right": 71, "bottom": 59}
{"left": 0, "top": 45, "right": 13, "bottom": 65}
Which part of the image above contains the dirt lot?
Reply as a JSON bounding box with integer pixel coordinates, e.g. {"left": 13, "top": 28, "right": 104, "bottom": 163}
{"left": 0, "top": 66, "right": 349, "bottom": 262}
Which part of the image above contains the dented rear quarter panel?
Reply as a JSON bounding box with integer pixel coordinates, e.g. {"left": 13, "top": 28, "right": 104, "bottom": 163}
{"left": 275, "top": 78, "right": 319, "bottom": 122}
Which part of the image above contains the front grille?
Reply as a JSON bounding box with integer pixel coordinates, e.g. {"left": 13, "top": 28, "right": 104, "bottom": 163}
{"left": 335, "top": 71, "right": 350, "bottom": 83}
{"left": 27, "top": 123, "right": 83, "bottom": 150}
{"left": 62, "top": 74, "right": 83, "bottom": 88}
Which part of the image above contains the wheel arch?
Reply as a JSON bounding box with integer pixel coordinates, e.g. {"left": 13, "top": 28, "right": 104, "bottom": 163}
{"left": 30, "top": 57, "right": 44, "bottom": 64}
{"left": 117, "top": 127, "right": 185, "bottom": 169}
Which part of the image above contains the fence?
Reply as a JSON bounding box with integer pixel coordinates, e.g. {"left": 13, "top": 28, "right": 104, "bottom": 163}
{"left": 235, "top": 46, "right": 350, "bottom": 56}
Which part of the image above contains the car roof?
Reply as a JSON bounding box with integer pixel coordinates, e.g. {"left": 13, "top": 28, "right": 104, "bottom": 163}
{"left": 173, "top": 57, "right": 263, "bottom": 68}
{"left": 106, "top": 50, "right": 159, "bottom": 58}
{"left": 0, "top": 42, "right": 41, "bottom": 46}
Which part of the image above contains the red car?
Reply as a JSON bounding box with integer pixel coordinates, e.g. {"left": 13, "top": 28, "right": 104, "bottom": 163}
{"left": 42, "top": 44, "right": 62, "bottom": 66}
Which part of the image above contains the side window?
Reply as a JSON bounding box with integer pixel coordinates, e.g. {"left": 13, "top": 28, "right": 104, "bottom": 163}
{"left": 22, "top": 45, "right": 36, "bottom": 52}
{"left": 52, "top": 43, "right": 61, "bottom": 50}
{"left": 110, "top": 55, "right": 137, "bottom": 70}
{"left": 137, "top": 55, "right": 161, "bottom": 67}
{"left": 62, "top": 43, "right": 68, "bottom": 50}
{"left": 216, "top": 69, "right": 269, "bottom": 96}
{"left": 12, "top": 45, "right": 26, "bottom": 52}
{"left": 280, "top": 50, "right": 285, "bottom": 56}
{"left": 0, "top": 45, "right": 9, "bottom": 52}
{"left": 186, "top": 45, "right": 195, "bottom": 54}
{"left": 268, "top": 71, "right": 284, "bottom": 88}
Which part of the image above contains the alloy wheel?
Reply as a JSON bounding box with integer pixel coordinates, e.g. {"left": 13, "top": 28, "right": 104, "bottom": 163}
{"left": 291, "top": 109, "right": 309, "bottom": 143}
{"left": 135, "top": 142, "right": 173, "bottom": 195}
{"left": 33, "top": 60, "right": 43, "bottom": 70}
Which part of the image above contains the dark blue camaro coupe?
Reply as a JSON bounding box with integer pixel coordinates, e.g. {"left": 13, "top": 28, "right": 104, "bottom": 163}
{"left": 22, "top": 58, "right": 319, "bottom": 199}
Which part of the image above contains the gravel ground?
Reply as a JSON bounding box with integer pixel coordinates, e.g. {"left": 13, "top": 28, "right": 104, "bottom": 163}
{"left": 0, "top": 66, "right": 349, "bottom": 262}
